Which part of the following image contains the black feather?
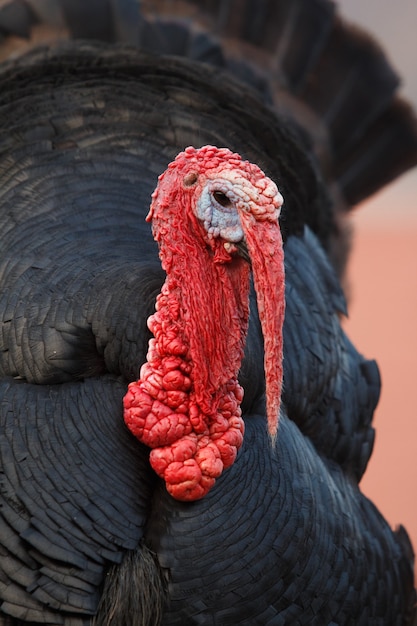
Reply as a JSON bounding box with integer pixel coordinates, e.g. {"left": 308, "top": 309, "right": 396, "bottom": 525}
{"left": 0, "top": 1, "right": 416, "bottom": 625}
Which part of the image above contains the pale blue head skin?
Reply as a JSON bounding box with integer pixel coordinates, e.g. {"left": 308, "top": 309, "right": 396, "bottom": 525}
{"left": 194, "top": 171, "right": 283, "bottom": 246}
{"left": 195, "top": 179, "right": 244, "bottom": 243}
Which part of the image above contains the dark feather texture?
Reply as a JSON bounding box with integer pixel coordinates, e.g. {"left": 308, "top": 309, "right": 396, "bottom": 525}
{"left": 0, "top": 1, "right": 416, "bottom": 625}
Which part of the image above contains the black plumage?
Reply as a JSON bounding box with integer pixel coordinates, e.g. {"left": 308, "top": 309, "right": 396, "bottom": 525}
{"left": 0, "top": 1, "right": 416, "bottom": 624}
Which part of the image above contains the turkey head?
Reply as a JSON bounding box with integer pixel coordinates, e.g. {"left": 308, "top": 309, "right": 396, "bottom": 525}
{"left": 124, "top": 146, "right": 285, "bottom": 500}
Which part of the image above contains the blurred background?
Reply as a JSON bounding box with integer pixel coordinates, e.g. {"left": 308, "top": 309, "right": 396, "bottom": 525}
{"left": 337, "top": 0, "right": 417, "bottom": 551}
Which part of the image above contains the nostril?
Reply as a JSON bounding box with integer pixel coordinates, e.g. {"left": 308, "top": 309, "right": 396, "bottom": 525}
{"left": 184, "top": 172, "right": 198, "bottom": 187}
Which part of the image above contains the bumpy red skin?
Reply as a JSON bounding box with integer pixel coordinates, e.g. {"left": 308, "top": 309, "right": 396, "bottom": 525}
{"left": 124, "top": 280, "right": 246, "bottom": 501}
{"left": 124, "top": 146, "right": 284, "bottom": 501}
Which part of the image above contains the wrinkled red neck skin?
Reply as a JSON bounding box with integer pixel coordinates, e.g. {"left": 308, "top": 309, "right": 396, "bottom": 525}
{"left": 123, "top": 151, "right": 285, "bottom": 501}
{"left": 151, "top": 177, "right": 252, "bottom": 408}
{"left": 124, "top": 180, "right": 251, "bottom": 501}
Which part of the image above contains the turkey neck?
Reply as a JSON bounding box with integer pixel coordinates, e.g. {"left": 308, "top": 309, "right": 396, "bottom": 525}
{"left": 124, "top": 207, "right": 251, "bottom": 501}
{"left": 160, "top": 240, "right": 251, "bottom": 413}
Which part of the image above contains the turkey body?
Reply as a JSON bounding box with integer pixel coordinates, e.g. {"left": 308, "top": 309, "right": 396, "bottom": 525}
{"left": 0, "top": 1, "right": 416, "bottom": 625}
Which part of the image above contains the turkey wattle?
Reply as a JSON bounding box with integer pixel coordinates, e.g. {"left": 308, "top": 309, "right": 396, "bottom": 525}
{"left": 123, "top": 146, "right": 285, "bottom": 501}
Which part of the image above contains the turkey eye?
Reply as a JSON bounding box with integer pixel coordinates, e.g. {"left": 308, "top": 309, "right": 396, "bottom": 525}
{"left": 184, "top": 172, "right": 198, "bottom": 187}
{"left": 213, "top": 191, "right": 232, "bottom": 208}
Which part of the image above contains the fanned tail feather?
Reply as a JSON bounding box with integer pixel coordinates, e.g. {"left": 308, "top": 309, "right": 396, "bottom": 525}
{"left": 139, "top": 0, "right": 417, "bottom": 208}
{"left": 0, "top": 0, "right": 139, "bottom": 60}
{"left": 0, "top": 0, "right": 416, "bottom": 208}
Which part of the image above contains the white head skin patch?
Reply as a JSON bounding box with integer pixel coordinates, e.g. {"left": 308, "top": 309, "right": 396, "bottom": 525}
{"left": 195, "top": 170, "right": 283, "bottom": 243}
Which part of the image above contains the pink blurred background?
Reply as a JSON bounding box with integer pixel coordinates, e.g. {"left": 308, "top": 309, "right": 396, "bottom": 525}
{"left": 338, "top": 1, "right": 417, "bottom": 556}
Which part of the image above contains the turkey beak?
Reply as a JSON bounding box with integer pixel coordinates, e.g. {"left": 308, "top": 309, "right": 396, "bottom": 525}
{"left": 239, "top": 214, "right": 285, "bottom": 441}
{"left": 235, "top": 240, "right": 251, "bottom": 264}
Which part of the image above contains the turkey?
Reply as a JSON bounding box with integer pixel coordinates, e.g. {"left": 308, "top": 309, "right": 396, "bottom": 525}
{"left": 0, "top": 1, "right": 416, "bottom": 625}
